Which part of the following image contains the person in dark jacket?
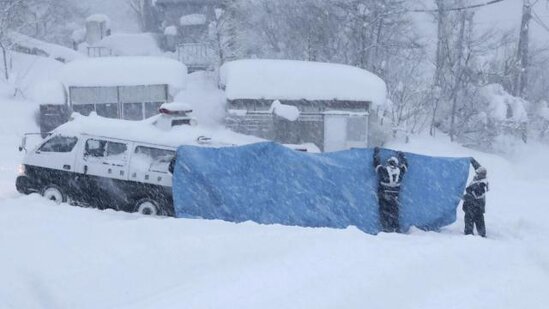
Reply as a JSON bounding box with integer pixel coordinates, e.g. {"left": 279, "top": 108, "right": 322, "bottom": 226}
{"left": 373, "top": 147, "right": 408, "bottom": 233}
{"left": 463, "top": 158, "right": 489, "bottom": 237}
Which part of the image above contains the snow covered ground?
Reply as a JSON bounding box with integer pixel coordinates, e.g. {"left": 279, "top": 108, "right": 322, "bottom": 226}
{"left": 1, "top": 62, "right": 548, "bottom": 308}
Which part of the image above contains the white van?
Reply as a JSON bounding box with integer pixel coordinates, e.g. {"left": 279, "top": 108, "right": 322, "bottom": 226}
{"left": 15, "top": 103, "right": 254, "bottom": 216}
{"left": 17, "top": 133, "right": 177, "bottom": 215}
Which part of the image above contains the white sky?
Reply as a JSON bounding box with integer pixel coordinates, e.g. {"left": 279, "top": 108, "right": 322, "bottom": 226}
{"left": 412, "top": 0, "right": 549, "bottom": 46}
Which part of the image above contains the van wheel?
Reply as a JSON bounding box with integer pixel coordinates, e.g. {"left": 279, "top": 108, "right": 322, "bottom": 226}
{"left": 135, "top": 199, "right": 161, "bottom": 216}
{"left": 42, "top": 185, "right": 66, "bottom": 204}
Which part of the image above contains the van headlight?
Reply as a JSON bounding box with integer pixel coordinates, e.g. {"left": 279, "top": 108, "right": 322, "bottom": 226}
{"left": 17, "top": 164, "right": 26, "bottom": 176}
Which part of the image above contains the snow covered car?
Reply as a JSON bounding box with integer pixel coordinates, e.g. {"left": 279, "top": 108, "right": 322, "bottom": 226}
{"left": 16, "top": 133, "right": 176, "bottom": 215}
{"left": 15, "top": 103, "right": 261, "bottom": 216}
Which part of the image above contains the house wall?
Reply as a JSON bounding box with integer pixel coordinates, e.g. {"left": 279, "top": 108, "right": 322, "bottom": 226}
{"left": 225, "top": 99, "right": 370, "bottom": 151}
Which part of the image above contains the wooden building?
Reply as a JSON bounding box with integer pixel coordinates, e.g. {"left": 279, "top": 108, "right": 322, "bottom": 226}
{"left": 220, "top": 59, "right": 387, "bottom": 152}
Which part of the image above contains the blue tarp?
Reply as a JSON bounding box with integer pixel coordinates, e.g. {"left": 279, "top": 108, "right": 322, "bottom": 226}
{"left": 172, "top": 142, "right": 471, "bottom": 234}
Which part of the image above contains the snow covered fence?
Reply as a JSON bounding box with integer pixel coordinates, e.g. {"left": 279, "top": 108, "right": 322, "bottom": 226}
{"left": 172, "top": 143, "right": 470, "bottom": 234}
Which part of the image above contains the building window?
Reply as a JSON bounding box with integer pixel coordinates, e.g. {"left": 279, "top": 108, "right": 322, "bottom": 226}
{"left": 123, "top": 103, "right": 144, "bottom": 120}
{"left": 72, "top": 104, "right": 95, "bottom": 116}
{"left": 96, "top": 103, "right": 119, "bottom": 119}
{"left": 145, "top": 102, "right": 164, "bottom": 118}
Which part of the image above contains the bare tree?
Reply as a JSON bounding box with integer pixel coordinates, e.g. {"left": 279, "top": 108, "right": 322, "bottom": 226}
{"left": 128, "top": 0, "right": 158, "bottom": 32}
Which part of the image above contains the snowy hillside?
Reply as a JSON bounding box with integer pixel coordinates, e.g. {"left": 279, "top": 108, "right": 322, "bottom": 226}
{"left": 1, "top": 96, "right": 548, "bottom": 308}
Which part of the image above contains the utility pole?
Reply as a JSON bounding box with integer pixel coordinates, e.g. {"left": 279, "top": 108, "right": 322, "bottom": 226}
{"left": 449, "top": 7, "right": 468, "bottom": 142}
{"left": 515, "top": 0, "right": 532, "bottom": 98}
{"left": 430, "top": 0, "right": 447, "bottom": 136}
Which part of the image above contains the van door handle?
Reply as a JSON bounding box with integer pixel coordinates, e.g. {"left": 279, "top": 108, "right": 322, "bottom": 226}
{"left": 83, "top": 165, "right": 88, "bottom": 174}
{"left": 63, "top": 164, "right": 71, "bottom": 170}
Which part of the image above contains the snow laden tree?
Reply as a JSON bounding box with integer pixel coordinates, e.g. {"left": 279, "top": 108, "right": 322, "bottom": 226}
{"left": 0, "top": 0, "right": 84, "bottom": 82}
{"left": 0, "top": 0, "right": 27, "bottom": 81}
{"left": 16, "top": 0, "right": 85, "bottom": 47}
{"left": 208, "top": 0, "right": 241, "bottom": 65}
{"left": 128, "top": 0, "right": 159, "bottom": 33}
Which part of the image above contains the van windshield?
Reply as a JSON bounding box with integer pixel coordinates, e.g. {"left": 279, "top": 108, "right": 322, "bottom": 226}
{"left": 39, "top": 136, "right": 78, "bottom": 153}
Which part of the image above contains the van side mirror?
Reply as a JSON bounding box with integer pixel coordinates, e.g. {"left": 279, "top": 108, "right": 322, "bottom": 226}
{"left": 18, "top": 136, "right": 27, "bottom": 153}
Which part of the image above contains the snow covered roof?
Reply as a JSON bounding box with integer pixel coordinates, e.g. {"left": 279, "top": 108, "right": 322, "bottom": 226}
{"left": 180, "top": 14, "right": 207, "bottom": 26}
{"left": 54, "top": 113, "right": 260, "bottom": 148}
{"left": 8, "top": 32, "right": 83, "bottom": 62}
{"left": 86, "top": 14, "right": 111, "bottom": 29}
{"left": 60, "top": 56, "right": 187, "bottom": 91}
{"left": 27, "top": 81, "right": 66, "bottom": 105}
{"left": 96, "top": 33, "right": 163, "bottom": 56}
{"left": 219, "top": 59, "right": 387, "bottom": 105}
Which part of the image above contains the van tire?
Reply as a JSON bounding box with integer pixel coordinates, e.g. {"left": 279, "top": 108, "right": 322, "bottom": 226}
{"left": 42, "top": 185, "right": 66, "bottom": 204}
{"left": 135, "top": 198, "right": 162, "bottom": 216}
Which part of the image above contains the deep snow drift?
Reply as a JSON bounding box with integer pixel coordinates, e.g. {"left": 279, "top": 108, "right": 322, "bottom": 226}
{"left": 1, "top": 130, "right": 548, "bottom": 308}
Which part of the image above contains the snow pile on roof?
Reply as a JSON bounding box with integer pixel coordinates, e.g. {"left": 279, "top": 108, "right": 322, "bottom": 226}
{"left": 8, "top": 32, "right": 83, "bottom": 62}
{"left": 60, "top": 57, "right": 187, "bottom": 92}
{"left": 55, "top": 113, "right": 260, "bottom": 148}
{"left": 71, "top": 28, "right": 86, "bottom": 43}
{"left": 480, "top": 84, "right": 528, "bottom": 122}
{"left": 86, "top": 14, "right": 111, "bottom": 29}
{"left": 4, "top": 52, "right": 64, "bottom": 96}
{"left": 27, "top": 81, "right": 66, "bottom": 104}
{"left": 180, "top": 14, "right": 207, "bottom": 26}
{"left": 174, "top": 71, "right": 226, "bottom": 127}
{"left": 219, "top": 59, "right": 387, "bottom": 105}
{"left": 270, "top": 100, "right": 299, "bottom": 121}
{"left": 96, "top": 33, "right": 163, "bottom": 56}
{"left": 164, "top": 26, "right": 178, "bottom": 36}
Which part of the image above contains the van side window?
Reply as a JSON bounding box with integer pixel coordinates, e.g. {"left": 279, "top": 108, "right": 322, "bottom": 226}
{"left": 85, "top": 139, "right": 128, "bottom": 163}
{"left": 132, "top": 146, "right": 175, "bottom": 173}
{"left": 39, "top": 136, "right": 78, "bottom": 153}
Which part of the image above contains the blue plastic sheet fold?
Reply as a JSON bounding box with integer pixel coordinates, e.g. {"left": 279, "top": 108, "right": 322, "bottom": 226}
{"left": 172, "top": 142, "right": 470, "bottom": 234}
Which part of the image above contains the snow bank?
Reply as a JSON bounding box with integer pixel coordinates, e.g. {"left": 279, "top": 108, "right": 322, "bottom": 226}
{"left": 1, "top": 114, "right": 549, "bottom": 308}
{"left": 180, "top": 14, "right": 207, "bottom": 26}
{"left": 219, "top": 59, "right": 387, "bottom": 105}
{"left": 54, "top": 112, "right": 260, "bottom": 148}
{"left": 0, "top": 97, "right": 39, "bottom": 197}
{"left": 27, "top": 81, "right": 66, "bottom": 104}
{"left": 2, "top": 52, "right": 65, "bottom": 96}
{"left": 96, "top": 33, "right": 163, "bottom": 56}
{"left": 8, "top": 32, "right": 83, "bottom": 62}
{"left": 270, "top": 100, "right": 299, "bottom": 121}
{"left": 60, "top": 56, "right": 187, "bottom": 93}
{"left": 173, "top": 142, "right": 470, "bottom": 234}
